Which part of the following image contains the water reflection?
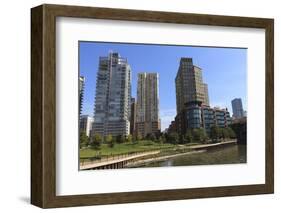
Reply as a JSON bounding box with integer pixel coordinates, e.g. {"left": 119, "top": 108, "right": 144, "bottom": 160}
{"left": 136, "top": 144, "right": 246, "bottom": 168}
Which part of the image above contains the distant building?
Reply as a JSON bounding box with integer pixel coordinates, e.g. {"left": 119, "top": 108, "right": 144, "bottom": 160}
{"left": 136, "top": 72, "right": 161, "bottom": 138}
{"left": 130, "top": 97, "right": 136, "bottom": 136}
{"left": 92, "top": 52, "right": 131, "bottom": 137}
{"left": 79, "top": 76, "right": 85, "bottom": 117}
{"left": 175, "top": 58, "right": 209, "bottom": 114}
{"left": 231, "top": 98, "right": 244, "bottom": 118}
{"left": 167, "top": 120, "right": 177, "bottom": 134}
{"left": 80, "top": 115, "right": 94, "bottom": 137}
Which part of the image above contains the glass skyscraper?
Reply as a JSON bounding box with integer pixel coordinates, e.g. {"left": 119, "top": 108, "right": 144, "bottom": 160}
{"left": 92, "top": 52, "right": 131, "bottom": 137}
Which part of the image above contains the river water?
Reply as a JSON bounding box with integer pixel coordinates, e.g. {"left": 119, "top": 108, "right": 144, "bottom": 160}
{"left": 135, "top": 144, "right": 246, "bottom": 168}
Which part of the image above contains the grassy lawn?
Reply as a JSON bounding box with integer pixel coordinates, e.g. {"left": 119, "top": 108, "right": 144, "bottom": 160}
{"left": 80, "top": 140, "right": 175, "bottom": 159}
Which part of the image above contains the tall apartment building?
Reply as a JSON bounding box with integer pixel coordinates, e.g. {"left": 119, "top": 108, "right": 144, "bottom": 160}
{"left": 79, "top": 76, "right": 85, "bottom": 117}
{"left": 79, "top": 115, "right": 94, "bottom": 137}
{"left": 136, "top": 72, "right": 161, "bottom": 138}
{"left": 130, "top": 97, "right": 136, "bottom": 136}
{"left": 175, "top": 58, "right": 209, "bottom": 114}
{"left": 92, "top": 52, "right": 131, "bottom": 137}
{"left": 231, "top": 98, "right": 244, "bottom": 118}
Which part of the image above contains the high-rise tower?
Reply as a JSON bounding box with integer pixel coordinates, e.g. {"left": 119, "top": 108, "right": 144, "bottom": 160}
{"left": 92, "top": 52, "right": 131, "bottom": 137}
{"left": 136, "top": 73, "right": 160, "bottom": 138}
{"left": 79, "top": 76, "right": 85, "bottom": 117}
{"left": 175, "top": 58, "right": 209, "bottom": 114}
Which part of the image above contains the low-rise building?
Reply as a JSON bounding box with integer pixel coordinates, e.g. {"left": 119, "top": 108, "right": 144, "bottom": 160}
{"left": 173, "top": 101, "right": 231, "bottom": 136}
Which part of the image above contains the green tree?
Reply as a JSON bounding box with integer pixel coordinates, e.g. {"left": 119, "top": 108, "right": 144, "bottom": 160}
{"left": 210, "top": 126, "right": 219, "bottom": 142}
{"left": 168, "top": 132, "right": 179, "bottom": 144}
{"left": 199, "top": 128, "right": 208, "bottom": 142}
{"left": 126, "top": 134, "right": 133, "bottom": 143}
{"left": 192, "top": 129, "right": 199, "bottom": 142}
{"left": 91, "top": 133, "right": 102, "bottom": 150}
{"left": 79, "top": 131, "right": 89, "bottom": 148}
{"left": 116, "top": 135, "right": 125, "bottom": 143}
{"left": 192, "top": 128, "right": 206, "bottom": 142}
{"left": 108, "top": 139, "right": 115, "bottom": 148}
{"left": 179, "top": 134, "right": 185, "bottom": 144}
{"left": 136, "top": 134, "right": 142, "bottom": 142}
{"left": 145, "top": 133, "right": 152, "bottom": 141}
{"left": 105, "top": 134, "right": 114, "bottom": 148}
{"left": 149, "top": 133, "right": 156, "bottom": 141}
{"left": 221, "top": 128, "right": 229, "bottom": 140}
{"left": 158, "top": 135, "right": 166, "bottom": 144}
{"left": 226, "top": 127, "right": 236, "bottom": 139}
{"left": 105, "top": 134, "right": 113, "bottom": 143}
{"left": 184, "top": 130, "right": 193, "bottom": 143}
{"left": 218, "top": 128, "right": 224, "bottom": 139}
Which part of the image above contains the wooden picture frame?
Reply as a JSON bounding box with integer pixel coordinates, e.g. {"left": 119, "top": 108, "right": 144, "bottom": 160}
{"left": 31, "top": 4, "right": 274, "bottom": 208}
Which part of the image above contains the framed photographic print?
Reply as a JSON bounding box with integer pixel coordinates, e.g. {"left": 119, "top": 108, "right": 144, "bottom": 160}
{"left": 31, "top": 4, "right": 274, "bottom": 208}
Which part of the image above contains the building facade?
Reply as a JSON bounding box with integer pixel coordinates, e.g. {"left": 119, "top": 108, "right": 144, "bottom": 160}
{"left": 136, "top": 72, "right": 161, "bottom": 138}
{"left": 92, "top": 52, "right": 131, "bottom": 137}
{"left": 79, "top": 76, "right": 85, "bottom": 117}
{"left": 175, "top": 58, "right": 209, "bottom": 114}
{"left": 172, "top": 102, "right": 231, "bottom": 136}
{"left": 79, "top": 115, "right": 94, "bottom": 137}
{"left": 231, "top": 98, "right": 244, "bottom": 118}
{"left": 203, "top": 83, "right": 210, "bottom": 106}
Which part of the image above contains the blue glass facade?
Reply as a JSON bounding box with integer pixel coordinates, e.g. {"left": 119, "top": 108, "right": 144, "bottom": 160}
{"left": 183, "top": 103, "right": 231, "bottom": 135}
{"left": 186, "top": 107, "right": 201, "bottom": 129}
{"left": 201, "top": 107, "right": 215, "bottom": 134}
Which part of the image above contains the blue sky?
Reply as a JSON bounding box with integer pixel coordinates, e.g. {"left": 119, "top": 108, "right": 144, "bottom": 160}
{"left": 79, "top": 41, "right": 247, "bottom": 130}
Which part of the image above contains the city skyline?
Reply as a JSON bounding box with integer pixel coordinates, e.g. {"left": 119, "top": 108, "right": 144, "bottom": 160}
{"left": 79, "top": 41, "right": 247, "bottom": 130}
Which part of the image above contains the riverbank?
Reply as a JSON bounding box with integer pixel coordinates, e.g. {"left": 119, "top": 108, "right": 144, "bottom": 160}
{"left": 125, "top": 140, "right": 237, "bottom": 168}
{"left": 80, "top": 140, "right": 176, "bottom": 162}
{"left": 79, "top": 139, "right": 238, "bottom": 169}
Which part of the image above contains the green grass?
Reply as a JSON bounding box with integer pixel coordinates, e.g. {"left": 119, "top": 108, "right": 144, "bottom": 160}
{"left": 80, "top": 140, "right": 175, "bottom": 159}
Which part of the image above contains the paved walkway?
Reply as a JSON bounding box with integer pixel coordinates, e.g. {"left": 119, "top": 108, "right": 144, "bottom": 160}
{"left": 188, "top": 140, "right": 237, "bottom": 150}
{"left": 80, "top": 150, "right": 160, "bottom": 170}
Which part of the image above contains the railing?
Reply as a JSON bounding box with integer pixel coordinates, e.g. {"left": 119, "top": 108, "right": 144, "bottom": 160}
{"left": 80, "top": 150, "right": 159, "bottom": 166}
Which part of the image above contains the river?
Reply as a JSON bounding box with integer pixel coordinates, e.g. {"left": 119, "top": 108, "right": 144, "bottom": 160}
{"left": 131, "top": 144, "right": 246, "bottom": 168}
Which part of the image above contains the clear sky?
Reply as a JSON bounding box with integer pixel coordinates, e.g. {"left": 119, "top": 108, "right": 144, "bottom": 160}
{"left": 79, "top": 41, "right": 247, "bottom": 130}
